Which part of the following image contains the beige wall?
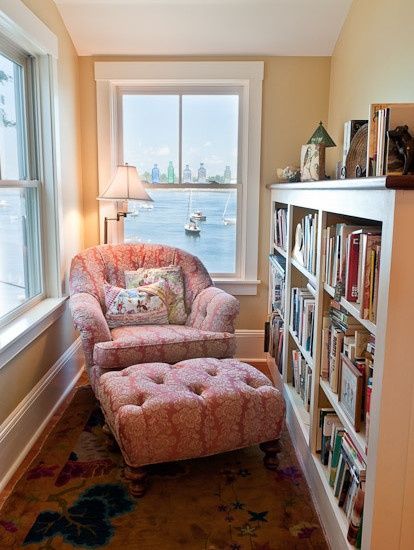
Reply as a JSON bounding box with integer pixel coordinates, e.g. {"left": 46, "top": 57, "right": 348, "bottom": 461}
{"left": 79, "top": 55, "right": 331, "bottom": 329}
{"left": 327, "top": 0, "right": 414, "bottom": 175}
{"left": 0, "top": 0, "right": 83, "bottom": 423}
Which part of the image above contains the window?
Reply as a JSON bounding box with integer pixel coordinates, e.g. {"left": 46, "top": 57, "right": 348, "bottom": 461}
{"left": 96, "top": 61, "right": 263, "bottom": 295}
{"left": 0, "top": 43, "right": 43, "bottom": 323}
{"left": 121, "top": 90, "right": 240, "bottom": 274}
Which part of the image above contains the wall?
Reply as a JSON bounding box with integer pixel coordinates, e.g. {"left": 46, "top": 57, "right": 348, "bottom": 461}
{"left": 327, "top": 0, "right": 414, "bottom": 175}
{"left": 79, "top": 55, "right": 331, "bottom": 329}
{"left": 0, "top": 0, "right": 83, "bottom": 423}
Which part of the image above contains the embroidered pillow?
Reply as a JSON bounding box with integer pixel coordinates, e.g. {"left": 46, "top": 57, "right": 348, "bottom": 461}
{"left": 125, "top": 266, "right": 187, "bottom": 325}
{"left": 104, "top": 281, "right": 169, "bottom": 328}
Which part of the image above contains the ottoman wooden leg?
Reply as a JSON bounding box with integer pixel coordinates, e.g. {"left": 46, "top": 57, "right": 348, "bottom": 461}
{"left": 124, "top": 465, "right": 148, "bottom": 498}
{"left": 260, "top": 439, "right": 282, "bottom": 471}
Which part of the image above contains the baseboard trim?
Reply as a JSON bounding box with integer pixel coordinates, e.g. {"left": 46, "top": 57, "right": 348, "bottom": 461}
{"left": 235, "top": 329, "right": 265, "bottom": 360}
{"left": 0, "top": 338, "right": 84, "bottom": 492}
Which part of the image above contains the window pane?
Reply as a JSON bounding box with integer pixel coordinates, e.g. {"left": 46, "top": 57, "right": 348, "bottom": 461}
{"left": 182, "top": 95, "right": 239, "bottom": 184}
{"left": 123, "top": 95, "right": 179, "bottom": 183}
{"left": 125, "top": 188, "right": 237, "bottom": 274}
{"left": 0, "top": 187, "right": 42, "bottom": 318}
{"left": 0, "top": 53, "right": 26, "bottom": 179}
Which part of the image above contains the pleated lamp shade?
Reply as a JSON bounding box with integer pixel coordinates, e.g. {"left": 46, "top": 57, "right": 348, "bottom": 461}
{"left": 98, "top": 164, "right": 153, "bottom": 202}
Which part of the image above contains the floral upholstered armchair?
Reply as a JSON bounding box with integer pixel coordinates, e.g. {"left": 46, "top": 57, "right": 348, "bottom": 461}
{"left": 69, "top": 244, "right": 240, "bottom": 392}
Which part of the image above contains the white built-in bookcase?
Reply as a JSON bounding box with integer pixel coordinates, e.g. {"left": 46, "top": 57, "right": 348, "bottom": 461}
{"left": 267, "top": 177, "right": 414, "bottom": 550}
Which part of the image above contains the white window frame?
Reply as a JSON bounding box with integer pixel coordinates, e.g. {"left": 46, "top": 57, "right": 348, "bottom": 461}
{"left": 95, "top": 61, "right": 263, "bottom": 296}
{"left": 0, "top": 0, "right": 65, "bottom": 369}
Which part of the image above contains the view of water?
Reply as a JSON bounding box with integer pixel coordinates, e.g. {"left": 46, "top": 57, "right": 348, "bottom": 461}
{"left": 125, "top": 188, "right": 237, "bottom": 273}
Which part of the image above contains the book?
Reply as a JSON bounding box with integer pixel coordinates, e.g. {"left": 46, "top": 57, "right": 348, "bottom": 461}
{"left": 345, "top": 232, "right": 360, "bottom": 302}
{"left": 329, "top": 426, "right": 346, "bottom": 486}
{"left": 347, "top": 484, "right": 366, "bottom": 546}
{"left": 321, "top": 413, "right": 341, "bottom": 465}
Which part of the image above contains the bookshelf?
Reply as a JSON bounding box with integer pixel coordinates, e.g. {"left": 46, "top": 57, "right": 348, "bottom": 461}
{"left": 267, "top": 177, "right": 414, "bottom": 550}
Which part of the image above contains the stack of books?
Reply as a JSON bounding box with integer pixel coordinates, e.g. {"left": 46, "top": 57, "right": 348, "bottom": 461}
{"left": 290, "top": 285, "right": 316, "bottom": 356}
{"left": 295, "top": 212, "right": 318, "bottom": 274}
{"left": 274, "top": 207, "right": 288, "bottom": 251}
{"left": 269, "top": 254, "right": 286, "bottom": 317}
{"left": 367, "top": 103, "right": 414, "bottom": 177}
{"left": 292, "top": 350, "right": 312, "bottom": 411}
{"left": 318, "top": 410, "right": 366, "bottom": 548}
{"left": 324, "top": 223, "right": 382, "bottom": 322}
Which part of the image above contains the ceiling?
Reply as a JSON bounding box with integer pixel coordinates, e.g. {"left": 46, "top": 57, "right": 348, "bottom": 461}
{"left": 54, "top": 0, "right": 353, "bottom": 56}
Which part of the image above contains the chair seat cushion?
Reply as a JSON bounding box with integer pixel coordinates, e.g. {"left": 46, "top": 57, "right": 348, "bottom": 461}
{"left": 93, "top": 325, "right": 236, "bottom": 369}
{"left": 98, "top": 358, "right": 286, "bottom": 467}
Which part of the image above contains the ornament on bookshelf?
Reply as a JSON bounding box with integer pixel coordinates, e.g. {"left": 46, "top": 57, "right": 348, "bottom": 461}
{"left": 300, "top": 143, "right": 325, "bottom": 181}
{"left": 344, "top": 123, "right": 369, "bottom": 178}
{"left": 276, "top": 166, "right": 301, "bottom": 183}
{"left": 387, "top": 125, "right": 414, "bottom": 175}
{"left": 292, "top": 223, "right": 304, "bottom": 265}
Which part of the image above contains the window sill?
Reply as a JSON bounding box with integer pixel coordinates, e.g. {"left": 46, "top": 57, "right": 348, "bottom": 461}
{"left": 0, "top": 297, "right": 67, "bottom": 370}
{"left": 213, "top": 278, "right": 260, "bottom": 296}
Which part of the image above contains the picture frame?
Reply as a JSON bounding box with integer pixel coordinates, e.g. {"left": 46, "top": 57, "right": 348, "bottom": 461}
{"left": 300, "top": 143, "right": 325, "bottom": 182}
{"left": 339, "top": 353, "right": 363, "bottom": 431}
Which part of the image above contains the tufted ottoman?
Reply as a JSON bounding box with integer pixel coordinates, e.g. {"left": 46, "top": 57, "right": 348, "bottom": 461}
{"left": 98, "top": 357, "right": 285, "bottom": 497}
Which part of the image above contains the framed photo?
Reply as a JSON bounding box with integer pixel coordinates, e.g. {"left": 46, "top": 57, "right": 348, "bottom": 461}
{"left": 339, "top": 354, "right": 363, "bottom": 431}
{"left": 300, "top": 143, "right": 325, "bottom": 181}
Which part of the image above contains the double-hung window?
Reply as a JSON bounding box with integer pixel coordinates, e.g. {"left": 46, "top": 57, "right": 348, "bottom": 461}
{"left": 0, "top": 40, "right": 42, "bottom": 323}
{"left": 96, "top": 61, "right": 263, "bottom": 295}
{"left": 120, "top": 88, "right": 240, "bottom": 275}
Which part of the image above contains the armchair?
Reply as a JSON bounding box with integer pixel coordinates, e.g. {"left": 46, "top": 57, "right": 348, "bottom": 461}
{"left": 69, "top": 244, "right": 240, "bottom": 392}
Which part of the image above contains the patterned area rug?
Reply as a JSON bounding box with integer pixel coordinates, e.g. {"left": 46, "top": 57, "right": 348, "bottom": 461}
{"left": 0, "top": 387, "right": 327, "bottom": 549}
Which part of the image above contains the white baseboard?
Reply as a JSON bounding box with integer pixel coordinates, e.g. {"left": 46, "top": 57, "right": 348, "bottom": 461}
{"left": 0, "top": 338, "right": 84, "bottom": 492}
{"left": 235, "top": 329, "right": 265, "bottom": 361}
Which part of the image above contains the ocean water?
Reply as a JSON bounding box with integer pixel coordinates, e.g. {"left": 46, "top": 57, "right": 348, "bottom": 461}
{"left": 125, "top": 188, "right": 237, "bottom": 273}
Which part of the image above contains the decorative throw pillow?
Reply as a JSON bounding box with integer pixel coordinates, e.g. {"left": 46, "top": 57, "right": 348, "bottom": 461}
{"left": 125, "top": 266, "right": 187, "bottom": 325}
{"left": 103, "top": 281, "right": 169, "bottom": 328}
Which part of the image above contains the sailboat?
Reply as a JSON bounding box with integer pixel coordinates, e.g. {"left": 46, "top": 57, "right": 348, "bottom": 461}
{"left": 184, "top": 190, "right": 201, "bottom": 235}
{"left": 190, "top": 210, "right": 206, "bottom": 221}
{"left": 222, "top": 193, "right": 236, "bottom": 226}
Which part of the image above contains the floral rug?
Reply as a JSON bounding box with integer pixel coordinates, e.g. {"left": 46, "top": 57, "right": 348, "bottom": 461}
{"left": 0, "top": 386, "right": 327, "bottom": 549}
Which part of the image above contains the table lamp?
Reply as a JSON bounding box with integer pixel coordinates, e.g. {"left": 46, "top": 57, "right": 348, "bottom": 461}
{"left": 97, "top": 163, "right": 153, "bottom": 244}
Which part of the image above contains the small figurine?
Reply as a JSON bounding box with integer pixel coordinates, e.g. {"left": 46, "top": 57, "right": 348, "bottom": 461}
{"left": 387, "top": 125, "right": 414, "bottom": 175}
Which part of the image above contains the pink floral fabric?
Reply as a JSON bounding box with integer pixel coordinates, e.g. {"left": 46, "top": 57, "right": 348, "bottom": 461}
{"left": 69, "top": 293, "right": 112, "bottom": 366}
{"left": 186, "top": 286, "right": 240, "bottom": 333}
{"left": 69, "top": 244, "right": 239, "bottom": 374}
{"left": 93, "top": 325, "right": 236, "bottom": 369}
{"left": 98, "top": 358, "right": 286, "bottom": 467}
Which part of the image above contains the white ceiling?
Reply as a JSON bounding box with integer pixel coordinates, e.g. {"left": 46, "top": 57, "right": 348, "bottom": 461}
{"left": 54, "top": 0, "right": 352, "bottom": 56}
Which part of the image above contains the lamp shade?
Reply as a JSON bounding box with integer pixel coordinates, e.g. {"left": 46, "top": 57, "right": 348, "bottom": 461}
{"left": 307, "top": 121, "right": 336, "bottom": 148}
{"left": 98, "top": 164, "right": 153, "bottom": 202}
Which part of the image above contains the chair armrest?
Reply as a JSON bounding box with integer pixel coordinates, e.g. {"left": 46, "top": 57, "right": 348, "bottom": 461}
{"left": 69, "top": 292, "right": 112, "bottom": 366}
{"left": 187, "top": 286, "right": 239, "bottom": 333}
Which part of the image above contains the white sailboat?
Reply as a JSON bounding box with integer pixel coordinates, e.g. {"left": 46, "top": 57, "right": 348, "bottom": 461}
{"left": 222, "top": 193, "right": 236, "bottom": 226}
{"left": 185, "top": 190, "right": 201, "bottom": 235}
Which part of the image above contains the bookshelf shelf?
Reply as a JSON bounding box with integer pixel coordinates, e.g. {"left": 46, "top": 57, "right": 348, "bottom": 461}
{"left": 274, "top": 243, "right": 287, "bottom": 258}
{"left": 324, "top": 283, "right": 376, "bottom": 336}
{"left": 289, "top": 325, "right": 314, "bottom": 369}
{"left": 291, "top": 257, "right": 317, "bottom": 286}
{"left": 320, "top": 378, "right": 367, "bottom": 462}
{"left": 267, "top": 178, "right": 414, "bottom": 549}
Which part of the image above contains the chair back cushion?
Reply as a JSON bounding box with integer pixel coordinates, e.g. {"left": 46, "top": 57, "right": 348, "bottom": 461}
{"left": 69, "top": 243, "right": 212, "bottom": 312}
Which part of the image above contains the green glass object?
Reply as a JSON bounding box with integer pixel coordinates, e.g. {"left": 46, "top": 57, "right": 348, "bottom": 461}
{"left": 307, "top": 121, "right": 336, "bottom": 148}
{"left": 167, "top": 161, "right": 175, "bottom": 183}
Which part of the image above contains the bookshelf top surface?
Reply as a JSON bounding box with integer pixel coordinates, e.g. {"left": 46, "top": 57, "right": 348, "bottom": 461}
{"left": 267, "top": 175, "right": 414, "bottom": 191}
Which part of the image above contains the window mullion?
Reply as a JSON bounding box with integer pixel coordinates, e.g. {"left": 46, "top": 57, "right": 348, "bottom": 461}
{"left": 178, "top": 94, "right": 182, "bottom": 184}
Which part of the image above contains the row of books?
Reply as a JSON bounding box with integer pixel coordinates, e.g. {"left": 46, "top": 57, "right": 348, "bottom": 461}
{"left": 318, "top": 409, "right": 366, "bottom": 548}
{"left": 265, "top": 312, "right": 284, "bottom": 373}
{"left": 367, "top": 103, "right": 414, "bottom": 177}
{"left": 324, "top": 223, "right": 381, "bottom": 322}
{"left": 293, "top": 212, "right": 318, "bottom": 275}
{"left": 321, "top": 304, "right": 375, "bottom": 436}
{"left": 269, "top": 254, "right": 286, "bottom": 318}
{"left": 273, "top": 207, "right": 288, "bottom": 251}
{"left": 292, "top": 350, "right": 312, "bottom": 411}
{"left": 290, "top": 285, "right": 316, "bottom": 357}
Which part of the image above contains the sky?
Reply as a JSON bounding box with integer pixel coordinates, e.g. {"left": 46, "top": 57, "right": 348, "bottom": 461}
{"left": 122, "top": 93, "right": 239, "bottom": 182}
